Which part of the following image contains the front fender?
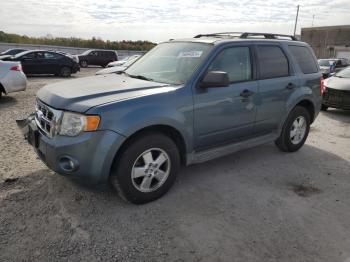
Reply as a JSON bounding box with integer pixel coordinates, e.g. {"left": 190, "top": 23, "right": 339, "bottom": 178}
{"left": 87, "top": 86, "right": 194, "bottom": 153}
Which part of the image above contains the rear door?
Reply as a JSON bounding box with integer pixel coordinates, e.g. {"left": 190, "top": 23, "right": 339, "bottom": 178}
{"left": 20, "top": 52, "right": 39, "bottom": 74}
{"left": 193, "top": 45, "right": 258, "bottom": 150}
{"left": 42, "top": 52, "right": 64, "bottom": 74}
{"left": 254, "top": 44, "right": 299, "bottom": 135}
{"left": 88, "top": 51, "right": 98, "bottom": 65}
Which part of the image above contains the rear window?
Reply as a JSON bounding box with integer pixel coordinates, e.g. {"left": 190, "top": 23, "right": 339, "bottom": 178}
{"left": 289, "top": 45, "right": 318, "bottom": 74}
{"left": 257, "top": 45, "right": 289, "bottom": 79}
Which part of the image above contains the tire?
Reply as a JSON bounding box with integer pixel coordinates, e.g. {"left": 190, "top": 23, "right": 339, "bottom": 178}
{"left": 275, "top": 106, "right": 310, "bottom": 152}
{"left": 60, "top": 67, "right": 71, "bottom": 77}
{"left": 321, "top": 104, "right": 328, "bottom": 111}
{"left": 80, "top": 60, "right": 88, "bottom": 68}
{"left": 111, "top": 133, "right": 180, "bottom": 204}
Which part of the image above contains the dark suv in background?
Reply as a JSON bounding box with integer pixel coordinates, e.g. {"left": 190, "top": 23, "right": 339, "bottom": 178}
{"left": 76, "top": 50, "right": 118, "bottom": 68}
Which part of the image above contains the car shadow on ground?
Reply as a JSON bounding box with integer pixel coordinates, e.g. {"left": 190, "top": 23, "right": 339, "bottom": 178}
{"left": 1, "top": 143, "right": 350, "bottom": 261}
{"left": 322, "top": 108, "right": 350, "bottom": 123}
{"left": 0, "top": 96, "right": 17, "bottom": 108}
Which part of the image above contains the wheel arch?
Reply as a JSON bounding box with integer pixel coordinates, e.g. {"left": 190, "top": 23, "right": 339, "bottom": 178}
{"left": 0, "top": 82, "right": 6, "bottom": 94}
{"left": 296, "top": 99, "right": 315, "bottom": 123}
{"left": 111, "top": 124, "right": 188, "bottom": 175}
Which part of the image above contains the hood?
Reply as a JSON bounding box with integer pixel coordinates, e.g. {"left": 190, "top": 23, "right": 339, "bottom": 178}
{"left": 109, "top": 61, "right": 126, "bottom": 66}
{"left": 95, "top": 66, "right": 127, "bottom": 75}
{"left": 37, "top": 74, "right": 175, "bottom": 113}
{"left": 324, "top": 76, "right": 350, "bottom": 91}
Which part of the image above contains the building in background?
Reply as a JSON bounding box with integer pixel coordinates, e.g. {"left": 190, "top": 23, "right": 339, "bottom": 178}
{"left": 301, "top": 25, "right": 350, "bottom": 60}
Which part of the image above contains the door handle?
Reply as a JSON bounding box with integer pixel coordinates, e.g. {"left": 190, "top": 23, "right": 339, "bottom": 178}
{"left": 286, "top": 83, "right": 296, "bottom": 90}
{"left": 240, "top": 89, "right": 255, "bottom": 98}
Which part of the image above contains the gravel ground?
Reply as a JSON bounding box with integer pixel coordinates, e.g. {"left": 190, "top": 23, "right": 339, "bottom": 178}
{"left": 0, "top": 69, "right": 350, "bottom": 262}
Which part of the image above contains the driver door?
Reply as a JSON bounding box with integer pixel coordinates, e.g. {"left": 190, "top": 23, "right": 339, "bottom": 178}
{"left": 193, "top": 46, "right": 258, "bottom": 150}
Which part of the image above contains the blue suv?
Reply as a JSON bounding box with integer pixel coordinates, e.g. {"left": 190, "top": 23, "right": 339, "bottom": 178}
{"left": 18, "top": 33, "right": 323, "bottom": 204}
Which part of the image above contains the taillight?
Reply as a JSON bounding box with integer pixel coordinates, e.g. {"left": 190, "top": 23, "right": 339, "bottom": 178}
{"left": 320, "top": 77, "right": 325, "bottom": 96}
{"left": 10, "top": 65, "right": 22, "bottom": 71}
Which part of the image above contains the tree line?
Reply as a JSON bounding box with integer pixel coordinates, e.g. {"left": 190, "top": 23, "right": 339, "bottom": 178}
{"left": 0, "top": 31, "right": 156, "bottom": 51}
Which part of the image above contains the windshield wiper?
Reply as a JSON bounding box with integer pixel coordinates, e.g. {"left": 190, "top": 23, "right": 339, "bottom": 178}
{"left": 128, "top": 74, "right": 154, "bottom": 81}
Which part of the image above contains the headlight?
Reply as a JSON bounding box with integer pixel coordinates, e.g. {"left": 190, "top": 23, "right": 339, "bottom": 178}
{"left": 59, "top": 112, "right": 100, "bottom": 136}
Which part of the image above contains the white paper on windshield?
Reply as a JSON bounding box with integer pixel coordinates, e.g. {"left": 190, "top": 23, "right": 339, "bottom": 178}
{"left": 178, "top": 51, "right": 203, "bottom": 58}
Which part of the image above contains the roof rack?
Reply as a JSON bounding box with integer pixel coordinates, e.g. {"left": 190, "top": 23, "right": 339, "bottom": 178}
{"left": 194, "top": 32, "right": 298, "bottom": 41}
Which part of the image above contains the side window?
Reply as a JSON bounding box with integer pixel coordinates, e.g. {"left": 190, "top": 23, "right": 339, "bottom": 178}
{"left": 289, "top": 45, "right": 318, "bottom": 74}
{"left": 257, "top": 45, "right": 289, "bottom": 79}
{"left": 36, "top": 52, "right": 44, "bottom": 59}
{"left": 208, "top": 47, "right": 252, "bottom": 82}
{"left": 43, "top": 52, "right": 61, "bottom": 59}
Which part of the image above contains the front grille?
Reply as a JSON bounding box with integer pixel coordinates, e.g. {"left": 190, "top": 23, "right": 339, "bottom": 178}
{"left": 35, "top": 100, "right": 62, "bottom": 138}
{"left": 323, "top": 87, "right": 350, "bottom": 110}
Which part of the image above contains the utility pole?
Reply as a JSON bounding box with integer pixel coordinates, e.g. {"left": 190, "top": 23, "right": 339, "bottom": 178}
{"left": 312, "top": 14, "right": 315, "bottom": 27}
{"left": 293, "top": 5, "right": 300, "bottom": 36}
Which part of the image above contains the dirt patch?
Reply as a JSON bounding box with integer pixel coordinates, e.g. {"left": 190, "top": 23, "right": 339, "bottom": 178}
{"left": 289, "top": 183, "right": 322, "bottom": 197}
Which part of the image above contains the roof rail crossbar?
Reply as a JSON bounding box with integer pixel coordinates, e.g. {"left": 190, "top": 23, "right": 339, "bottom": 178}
{"left": 240, "top": 32, "right": 297, "bottom": 40}
{"left": 194, "top": 32, "right": 297, "bottom": 41}
{"left": 194, "top": 32, "right": 243, "bottom": 38}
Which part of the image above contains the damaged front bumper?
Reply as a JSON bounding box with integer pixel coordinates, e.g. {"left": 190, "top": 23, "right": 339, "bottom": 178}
{"left": 16, "top": 114, "right": 126, "bottom": 183}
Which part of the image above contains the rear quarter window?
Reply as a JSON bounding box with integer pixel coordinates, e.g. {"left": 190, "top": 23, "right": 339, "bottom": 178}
{"left": 289, "top": 45, "right": 318, "bottom": 74}
{"left": 257, "top": 45, "right": 289, "bottom": 79}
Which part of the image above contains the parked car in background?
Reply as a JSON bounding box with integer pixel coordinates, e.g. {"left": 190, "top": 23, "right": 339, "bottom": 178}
{"left": 0, "top": 48, "right": 27, "bottom": 56}
{"left": 76, "top": 50, "right": 118, "bottom": 68}
{"left": 318, "top": 58, "right": 349, "bottom": 78}
{"left": 322, "top": 66, "right": 350, "bottom": 111}
{"left": 0, "top": 60, "right": 27, "bottom": 99}
{"left": 4, "top": 50, "right": 80, "bottom": 77}
{"left": 107, "top": 55, "right": 141, "bottom": 67}
{"left": 95, "top": 55, "right": 141, "bottom": 75}
{"left": 318, "top": 59, "right": 335, "bottom": 78}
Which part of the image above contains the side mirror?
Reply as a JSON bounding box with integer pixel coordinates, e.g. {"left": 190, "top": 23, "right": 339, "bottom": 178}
{"left": 200, "top": 71, "right": 230, "bottom": 88}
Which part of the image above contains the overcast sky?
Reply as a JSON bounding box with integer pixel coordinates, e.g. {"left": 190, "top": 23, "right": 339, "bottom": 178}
{"left": 1, "top": 0, "right": 350, "bottom": 42}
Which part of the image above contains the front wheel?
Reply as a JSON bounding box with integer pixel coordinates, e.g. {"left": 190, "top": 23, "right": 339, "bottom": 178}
{"left": 275, "top": 106, "right": 310, "bottom": 152}
{"left": 60, "top": 67, "right": 71, "bottom": 77}
{"left": 111, "top": 133, "right": 180, "bottom": 204}
{"left": 80, "top": 60, "right": 88, "bottom": 68}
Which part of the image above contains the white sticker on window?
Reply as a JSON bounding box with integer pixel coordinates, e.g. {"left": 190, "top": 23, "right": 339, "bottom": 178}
{"left": 178, "top": 51, "right": 203, "bottom": 58}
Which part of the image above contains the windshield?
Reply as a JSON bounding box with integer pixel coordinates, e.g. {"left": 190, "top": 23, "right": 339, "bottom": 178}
{"left": 14, "top": 50, "right": 32, "bottom": 58}
{"left": 81, "top": 50, "right": 92, "bottom": 55}
{"left": 124, "top": 56, "right": 140, "bottom": 67}
{"left": 335, "top": 66, "right": 350, "bottom": 78}
{"left": 125, "top": 42, "right": 212, "bottom": 85}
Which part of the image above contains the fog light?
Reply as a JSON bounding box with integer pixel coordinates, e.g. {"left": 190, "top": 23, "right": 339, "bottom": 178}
{"left": 58, "top": 156, "right": 79, "bottom": 172}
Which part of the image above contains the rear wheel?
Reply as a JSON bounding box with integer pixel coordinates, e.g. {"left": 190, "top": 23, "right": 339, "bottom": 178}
{"left": 275, "top": 106, "right": 310, "bottom": 152}
{"left": 321, "top": 104, "right": 328, "bottom": 111}
{"left": 60, "top": 67, "right": 71, "bottom": 77}
{"left": 80, "top": 60, "right": 88, "bottom": 68}
{"left": 111, "top": 133, "right": 180, "bottom": 204}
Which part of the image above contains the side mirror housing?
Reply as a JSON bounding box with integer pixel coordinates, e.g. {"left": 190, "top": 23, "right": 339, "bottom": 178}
{"left": 200, "top": 71, "right": 230, "bottom": 88}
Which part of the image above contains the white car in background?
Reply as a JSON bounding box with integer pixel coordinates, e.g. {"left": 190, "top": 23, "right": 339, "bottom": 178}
{"left": 96, "top": 55, "right": 141, "bottom": 75}
{"left": 0, "top": 61, "right": 27, "bottom": 99}
{"left": 106, "top": 55, "right": 141, "bottom": 68}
